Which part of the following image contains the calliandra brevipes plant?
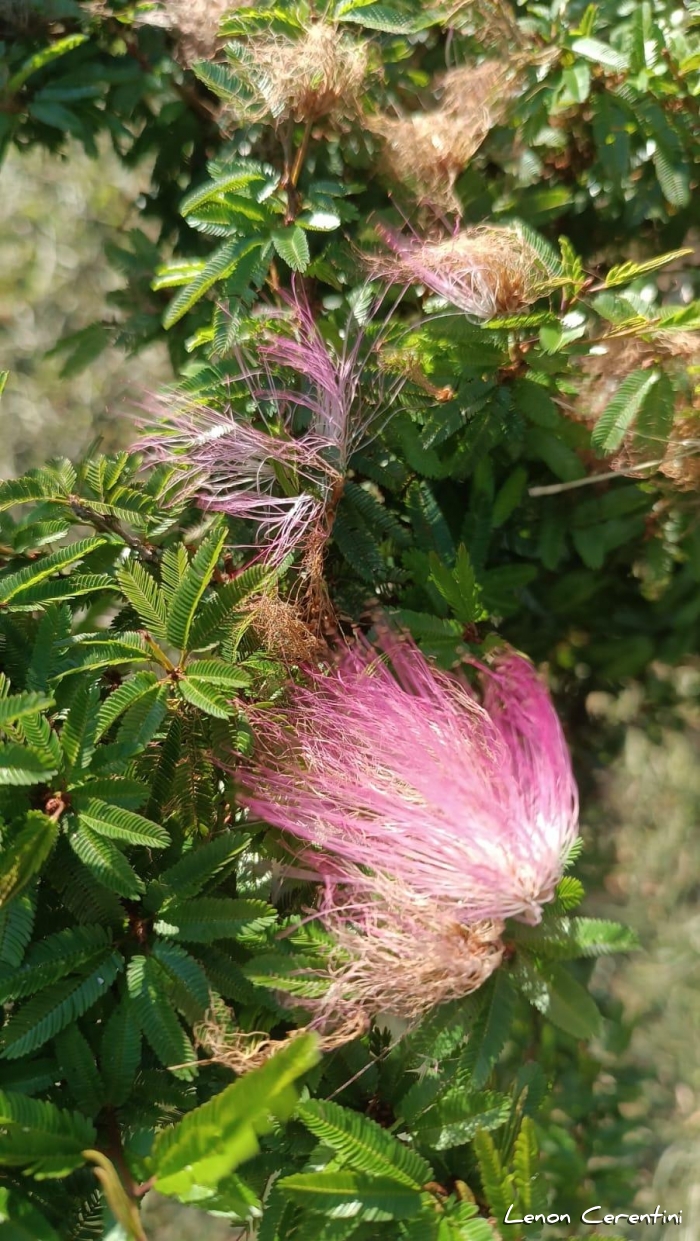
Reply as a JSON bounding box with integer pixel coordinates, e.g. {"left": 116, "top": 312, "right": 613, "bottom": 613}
{"left": 226, "top": 634, "right": 580, "bottom": 1056}
{"left": 0, "top": 450, "right": 639, "bottom": 1239}
{"left": 6, "top": 0, "right": 700, "bottom": 1234}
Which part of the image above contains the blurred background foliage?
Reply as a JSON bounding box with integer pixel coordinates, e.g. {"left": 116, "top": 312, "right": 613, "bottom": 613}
{"left": 2, "top": 0, "right": 700, "bottom": 1236}
{"left": 0, "top": 138, "right": 170, "bottom": 476}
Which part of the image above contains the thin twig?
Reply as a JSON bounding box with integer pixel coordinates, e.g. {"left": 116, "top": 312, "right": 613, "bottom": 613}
{"left": 528, "top": 460, "right": 666, "bottom": 496}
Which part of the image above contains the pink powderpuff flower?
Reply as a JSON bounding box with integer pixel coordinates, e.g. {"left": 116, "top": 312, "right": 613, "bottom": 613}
{"left": 242, "top": 635, "right": 579, "bottom": 929}
{"left": 260, "top": 293, "right": 364, "bottom": 468}
{"left": 260, "top": 282, "right": 405, "bottom": 464}
{"left": 232, "top": 635, "right": 578, "bottom": 1043}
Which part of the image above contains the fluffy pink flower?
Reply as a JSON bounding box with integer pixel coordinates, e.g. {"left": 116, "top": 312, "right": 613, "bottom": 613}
{"left": 243, "top": 635, "right": 579, "bottom": 927}
{"left": 260, "top": 292, "right": 363, "bottom": 466}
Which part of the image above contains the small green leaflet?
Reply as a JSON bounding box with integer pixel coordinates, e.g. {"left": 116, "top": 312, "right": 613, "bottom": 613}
{"left": 0, "top": 538, "right": 106, "bottom": 605}
{"left": 272, "top": 226, "right": 310, "bottom": 273}
{"left": 591, "top": 369, "right": 660, "bottom": 454}
{"left": 278, "top": 1171, "right": 423, "bottom": 1221}
{"left": 0, "top": 745, "right": 57, "bottom": 787}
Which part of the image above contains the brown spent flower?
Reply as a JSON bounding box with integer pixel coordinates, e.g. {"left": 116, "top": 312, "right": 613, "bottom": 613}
{"left": 193, "top": 898, "right": 504, "bottom": 1073}
{"left": 245, "top": 590, "right": 325, "bottom": 665}
{"left": 148, "top": 0, "right": 242, "bottom": 62}
{"left": 195, "top": 1011, "right": 369, "bottom": 1075}
{"left": 308, "top": 892, "right": 504, "bottom": 1030}
{"left": 577, "top": 331, "right": 698, "bottom": 417}
{"left": 369, "top": 62, "right": 520, "bottom": 212}
{"left": 227, "top": 21, "right": 368, "bottom": 125}
{"left": 577, "top": 332, "right": 700, "bottom": 425}
{"left": 658, "top": 415, "right": 700, "bottom": 491}
{"left": 576, "top": 337, "right": 654, "bottom": 426}
{"left": 369, "top": 224, "right": 552, "bottom": 319}
{"left": 440, "top": 0, "right": 530, "bottom": 51}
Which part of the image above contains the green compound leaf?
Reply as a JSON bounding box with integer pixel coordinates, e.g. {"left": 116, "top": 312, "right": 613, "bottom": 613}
{"left": 0, "top": 951, "right": 123, "bottom": 1060}
{"left": 151, "top": 1033, "right": 320, "bottom": 1195}
{"left": 155, "top": 897, "right": 276, "bottom": 943}
{"left": 512, "top": 958, "right": 602, "bottom": 1041}
{"left": 278, "top": 1171, "right": 423, "bottom": 1221}
{"left": 126, "top": 956, "right": 197, "bottom": 1081}
{"left": 0, "top": 538, "right": 106, "bottom": 605}
{"left": 272, "top": 226, "right": 310, "bottom": 273}
{"left": 100, "top": 1000, "right": 142, "bottom": 1107}
{"left": 0, "top": 1088, "right": 95, "bottom": 1179}
{"left": 0, "top": 813, "right": 58, "bottom": 906}
{"left": 296, "top": 1098, "right": 433, "bottom": 1188}
{"left": 69, "top": 822, "right": 146, "bottom": 898}
{"left": 73, "top": 797, "right": 170, "bottom": 849}
{"left": 0, "top": 745, "right": 57, "bottom": 787}
{"left": 590, "top": 369, "right": 659, "bottom": 454}
{"left": 166, "top": 524, "right": 228, "bottom": 651}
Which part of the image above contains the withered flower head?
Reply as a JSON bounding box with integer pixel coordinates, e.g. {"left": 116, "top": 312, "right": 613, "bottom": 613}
{"left": 132, "top": 0, "right": 244, "bottom": 64}
{"left": 439, "top": 0, "right": 531, "bottom": 52}
{"left": 370, "top": 223, "right": 551, "bottom": 319}
{"left": 245, "top": 590, "right": 325, "bottom": 664}
{"left": 369, "top": 63, "right": 519, "bottom": 213}
{"left": 577, "top": 331, "right": 700, "bottom": 487}
{"left": 227, "top": 21, "right": 368, "bottom": 124}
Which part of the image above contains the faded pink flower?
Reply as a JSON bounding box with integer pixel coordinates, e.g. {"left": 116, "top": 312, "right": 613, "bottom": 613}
{"left": 370, "top": 224, "right": 551, "bottom": 319}
{"left": 259, "top": 290, "right": 365, "bottom": 468}
{"left": 243, "top": 635, "right": 579, "bottom": 927}
{"left": 299, "top": 870, "right": 505, "bottom": 1031}
{"left": 139, "top": 287, "right": 396, "bottom": 566}
{"left": 139, "top": 400, "right": 333, "bottom": 566}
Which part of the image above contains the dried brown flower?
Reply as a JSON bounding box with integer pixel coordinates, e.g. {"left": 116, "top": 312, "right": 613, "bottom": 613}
{"left": 227, "top": 21, "right": 368, "bottom": 125}
{"left": 369, "top": 62, "right": 520, "bottom": 212}
{"left": 658, "top": 415, "right": 700, "bottom": 491}
{"left": 307, "top": 889, "right": 504, "bottom": 1031}
{"left": 578, "top": 332, "right": 700, "bottom": 425}
{"left": 440, "top": 0, "right": 532, "bottom": 53}
{"left": 578, "top": 330, "right": 698, "bottom": 413}
{"left": 576, "top": 337, "right": 654, "bottom": 425}
{"left": 150, "top": 0, "right": 243, "bottom": 63}
{"left": 575, "top": 329, "right": 700, "bottom": 488}
{"left": 245, "top": 590, "right": 325, "bottom": 665}
{"left": 195, "top": 1010, "right": 369, "bottom": 1075}
{"left": 193, "top": 895, "right": 504, "bottom": 1073}
{"left": 94, "top": 0, "right": 245, "bottom": 63}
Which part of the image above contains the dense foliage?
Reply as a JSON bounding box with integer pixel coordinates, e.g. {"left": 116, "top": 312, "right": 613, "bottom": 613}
{"left": 1, "top": 0, "right": 699, "bottom": 1237}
